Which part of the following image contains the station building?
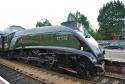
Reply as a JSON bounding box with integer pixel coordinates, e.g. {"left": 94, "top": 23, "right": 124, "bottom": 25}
{"left": 112, "top": 27, "right": 125, "bottom": 40}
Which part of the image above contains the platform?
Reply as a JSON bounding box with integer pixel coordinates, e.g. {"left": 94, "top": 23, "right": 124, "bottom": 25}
{"left": 0, "top": 76, "right": 10, "bottom": 84}
{"left": 105, "top": 49, "right": 125, "bottom": 62}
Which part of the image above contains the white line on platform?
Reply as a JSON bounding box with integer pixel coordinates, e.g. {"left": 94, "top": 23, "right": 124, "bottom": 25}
{"left": 0, "top": 76, "right": 10, "bottom": 84}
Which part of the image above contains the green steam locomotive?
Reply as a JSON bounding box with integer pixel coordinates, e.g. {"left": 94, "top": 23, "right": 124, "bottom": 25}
{"left": 0, "top": 22, "right": 105, "bottom": 78}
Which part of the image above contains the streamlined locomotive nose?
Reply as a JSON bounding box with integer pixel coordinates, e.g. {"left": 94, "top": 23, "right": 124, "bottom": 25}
{"left": 95, "top": 61, "right": 105, "bottom": 72}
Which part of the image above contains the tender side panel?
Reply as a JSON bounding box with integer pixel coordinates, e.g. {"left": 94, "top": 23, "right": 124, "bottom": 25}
{"left": 0, "top": 35, "right": 3, "bottom": 51}
{"left": 0, "top": 35, "right": 5, "bottom": 52}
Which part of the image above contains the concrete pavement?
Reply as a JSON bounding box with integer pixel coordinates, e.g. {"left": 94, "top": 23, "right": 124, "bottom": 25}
{"left": 105, "top": 49, "right": 125, "bottom": 62}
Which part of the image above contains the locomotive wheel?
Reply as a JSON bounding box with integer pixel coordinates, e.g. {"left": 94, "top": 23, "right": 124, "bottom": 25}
{"left": 44, "top": 61, "right": 58, "bottom": 70}
{"left": 44, "top": 61, "right": 54, "bottom": 69}
{"left": 77, "top": 62, "right": 92, "bottom": 79}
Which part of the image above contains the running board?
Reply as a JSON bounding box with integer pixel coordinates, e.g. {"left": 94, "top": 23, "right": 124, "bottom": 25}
{"left": 59, "top": 66, "right": 77, "bottom": 74}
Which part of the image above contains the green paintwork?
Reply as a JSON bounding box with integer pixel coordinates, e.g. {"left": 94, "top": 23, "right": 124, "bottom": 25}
{"left": 10, "top": 26, "right": 80, "bottom": 50}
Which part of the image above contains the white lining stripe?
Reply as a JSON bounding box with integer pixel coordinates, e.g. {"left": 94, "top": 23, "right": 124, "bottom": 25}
{"left": 0, "top": 76, "right": 10, "bottom": 84}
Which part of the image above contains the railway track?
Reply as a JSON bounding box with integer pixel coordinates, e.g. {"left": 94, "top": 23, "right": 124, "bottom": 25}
{"left": 0, "top": 58, "right": 94, "bottom": 84}
{"left": 0, "top": 64, "right": 45, "bottom": 84}
{"left": 0, "top": 58, "right": 125, "bottom": 84}
{"left": 94, "top": 75, "right": 125, "bottom": 84}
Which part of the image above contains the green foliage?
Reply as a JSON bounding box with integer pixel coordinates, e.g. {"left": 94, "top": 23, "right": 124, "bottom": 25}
{"left": 91, "top": 30, "right": 102, "bottom": 40}
{"left": 67, "top": 11, "right": 95, "bottom": 36}
{"left": 67, "top": 13, "right": 76, "bottom": 21}
{"left": 36, "top": 19, "right": 52, "bottom": 27}
{"left": 67, "top": 11, "right": 90, "bottom": 29}
{"left": 98, "top": 0, "right": 125, "bottom": 39}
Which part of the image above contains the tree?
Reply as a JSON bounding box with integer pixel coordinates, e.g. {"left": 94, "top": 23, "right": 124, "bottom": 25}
{"left": 67, "top": 13, "right": 76, "bottom": 21}
{"left": 92, "top": 30, "right": 102, "bottom": 40}
{"left": 36, "top": 19, "right": 52, "bottom": 27}
{"left": 67, "top": 11, "right": 90, "bottom": 29}
{"left": 67, "top": 11, "right": 93, "bottom": 34}
{"left": 98, "top": 0, "right": 125, "bottom": 39}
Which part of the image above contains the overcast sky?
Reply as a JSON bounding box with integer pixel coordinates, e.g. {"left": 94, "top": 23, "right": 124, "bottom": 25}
{"left": 0, "top": 0, "right": 124, "bottom": 31}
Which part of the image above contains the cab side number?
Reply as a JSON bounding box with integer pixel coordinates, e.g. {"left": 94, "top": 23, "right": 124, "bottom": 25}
{"left": 56, "top": 36, "right": 68, "bottom": 40}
